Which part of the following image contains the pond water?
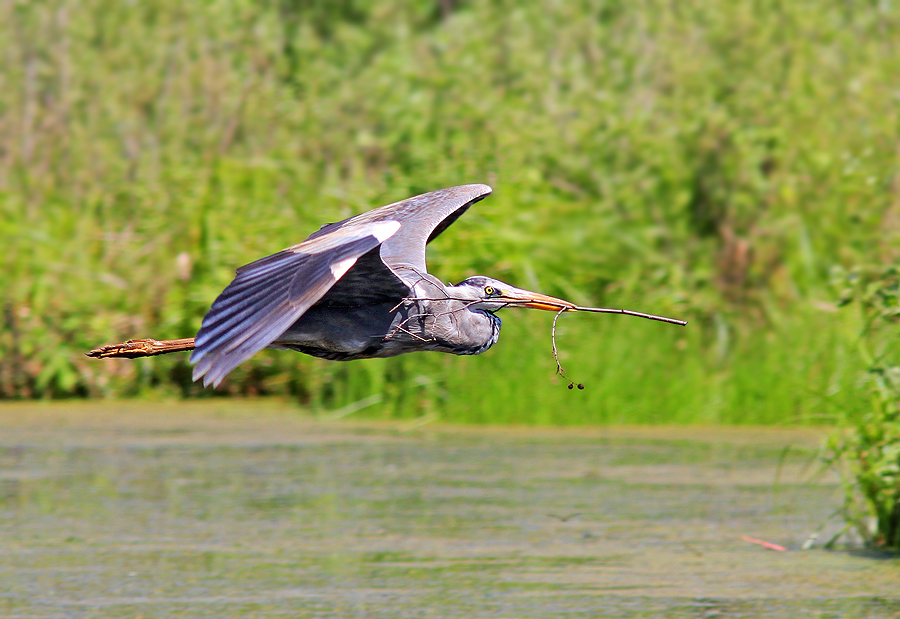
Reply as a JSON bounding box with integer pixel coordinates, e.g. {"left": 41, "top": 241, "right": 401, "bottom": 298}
{"left": 0, "top": 401, "right": 897, "bottom": 618}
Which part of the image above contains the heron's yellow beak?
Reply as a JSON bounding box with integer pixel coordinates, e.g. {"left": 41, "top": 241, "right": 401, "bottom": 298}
{"left": 498, "top": 288, "right": 576, "bottom": 311}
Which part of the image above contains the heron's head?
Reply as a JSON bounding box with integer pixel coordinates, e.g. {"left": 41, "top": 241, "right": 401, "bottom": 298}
{"left": 452, "top": 276, "right": 576, "bottom": 313}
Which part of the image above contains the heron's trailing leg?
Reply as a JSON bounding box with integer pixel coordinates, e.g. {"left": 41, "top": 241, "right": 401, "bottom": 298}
{"left": 86, "top": 337, "right": 196, "bottom": 359}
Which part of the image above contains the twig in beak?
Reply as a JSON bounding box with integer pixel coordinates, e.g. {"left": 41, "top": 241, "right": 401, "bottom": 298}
{"left": 572, "top": 306, "right": 687, "bottom": 326}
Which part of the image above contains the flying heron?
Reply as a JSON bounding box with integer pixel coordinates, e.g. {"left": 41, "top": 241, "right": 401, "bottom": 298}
{"left": 88, "top": 184, "right": 685, "bottom": 387}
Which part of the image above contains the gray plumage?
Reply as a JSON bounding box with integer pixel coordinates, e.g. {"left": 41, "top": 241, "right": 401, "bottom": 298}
{"left": 191, "top": 184, "right": 577, "bottom": 387}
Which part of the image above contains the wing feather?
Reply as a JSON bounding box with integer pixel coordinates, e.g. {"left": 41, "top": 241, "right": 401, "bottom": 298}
{"left": 368, "top": 184, "right": 491, "bottom": 272}
{"left": 191, "top": 221, "right": 400, "bottom": 387}
{"left": 304, "top": 184, "right": 492, "bottom": 274}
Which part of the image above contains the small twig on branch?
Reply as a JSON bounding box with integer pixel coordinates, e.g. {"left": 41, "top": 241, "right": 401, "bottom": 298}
{"left": 551, "top": 310, "right": 582, "bottom": 390}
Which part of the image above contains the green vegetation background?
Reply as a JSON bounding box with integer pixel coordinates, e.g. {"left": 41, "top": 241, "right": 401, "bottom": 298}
{"left": 2, "top": 0, "right": 898, "bottom": 424}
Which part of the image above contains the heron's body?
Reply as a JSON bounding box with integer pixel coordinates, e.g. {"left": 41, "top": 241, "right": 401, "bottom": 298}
{"left": 272, "top": 270, "right": 500, "bottom": 361}
{"left": 183, "top": 183, "right": 567, "bottom": 387}
{"left": 87, "top": 183, "right": 685, "bottom": 386}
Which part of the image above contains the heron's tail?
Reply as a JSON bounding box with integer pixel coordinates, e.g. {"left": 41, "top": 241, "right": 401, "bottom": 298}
{"left": 86, "top": 337, "right": 196, "bottom": 359}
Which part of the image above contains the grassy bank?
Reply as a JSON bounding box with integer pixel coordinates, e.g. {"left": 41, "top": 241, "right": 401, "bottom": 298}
{"left": 2, "top": 1, "right": 898, "bottom": 423}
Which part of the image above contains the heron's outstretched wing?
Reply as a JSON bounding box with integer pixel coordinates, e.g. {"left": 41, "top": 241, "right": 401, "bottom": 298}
{"left": 308, "top": 184, "right": 492, "bottom": 274}
{"left": 191, "top": 221, "right": 400, "bottom": 387}
{"left": 191, "top": 184, "right": 491, "bottom": 386}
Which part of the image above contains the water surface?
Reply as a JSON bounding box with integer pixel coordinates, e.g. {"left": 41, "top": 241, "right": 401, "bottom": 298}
{"left": 0, "top": 401, "right": 897, "bottom": 618}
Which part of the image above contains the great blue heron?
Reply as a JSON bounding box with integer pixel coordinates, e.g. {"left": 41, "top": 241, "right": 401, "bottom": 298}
{"left": 88, "top": 184, "right": 685, "bottom": 387}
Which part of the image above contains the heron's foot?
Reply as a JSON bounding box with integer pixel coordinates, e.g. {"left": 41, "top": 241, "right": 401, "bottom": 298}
{"left": 86, "top": 339, "right": 163, "bottom": 359}
{"left": 86, "top": 337, "right": 195, "bottom": 359}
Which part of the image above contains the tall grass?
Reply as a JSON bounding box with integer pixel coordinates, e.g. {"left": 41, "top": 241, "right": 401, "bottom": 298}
{"left": 1, "top": 1, "right": 898, "bottom": 424}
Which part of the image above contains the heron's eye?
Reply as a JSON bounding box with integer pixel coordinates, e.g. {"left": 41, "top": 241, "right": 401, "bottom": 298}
{"left": 484, "top": 286, "right": 496, "bottom": 296}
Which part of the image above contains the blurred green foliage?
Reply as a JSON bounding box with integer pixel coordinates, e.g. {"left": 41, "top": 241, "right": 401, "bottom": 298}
{"left": 1, "top": 0, "right": 898, "bottom": 423}
{"left": 824, "top": 265, "right": 900, "bottom": 551}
